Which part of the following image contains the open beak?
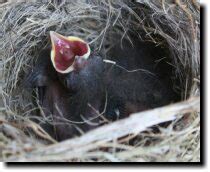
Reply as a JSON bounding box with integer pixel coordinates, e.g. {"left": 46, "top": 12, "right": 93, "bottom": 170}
{"left": 50, "top": 31, "right": 90, "bottom": 74}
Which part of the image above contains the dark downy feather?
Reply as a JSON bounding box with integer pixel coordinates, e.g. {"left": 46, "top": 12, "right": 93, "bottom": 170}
{"left": 24, "top": 33, "right": 179, "bottom": 141}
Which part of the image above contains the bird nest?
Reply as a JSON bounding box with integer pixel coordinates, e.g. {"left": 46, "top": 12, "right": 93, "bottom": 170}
{"left": 0, "top": 0, "right": 200, "bottom": 162}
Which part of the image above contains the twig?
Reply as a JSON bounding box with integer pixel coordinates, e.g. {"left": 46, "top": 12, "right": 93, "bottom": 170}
{"left": 7, "top": 97, "right": 200, "bottom": 161}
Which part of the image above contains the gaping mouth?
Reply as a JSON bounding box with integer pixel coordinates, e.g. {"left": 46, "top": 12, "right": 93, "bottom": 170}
{"left": 50, "top": 31, "right": 90, "bottom": 73}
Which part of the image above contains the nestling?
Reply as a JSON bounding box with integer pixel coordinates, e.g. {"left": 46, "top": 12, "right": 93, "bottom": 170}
{"left": 24, "top": 31, "right": 178, "bottom": 141}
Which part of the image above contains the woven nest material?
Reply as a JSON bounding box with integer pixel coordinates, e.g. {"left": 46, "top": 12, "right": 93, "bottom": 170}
{"left": 0, "top": 0, "right": 200, "bottom": 162}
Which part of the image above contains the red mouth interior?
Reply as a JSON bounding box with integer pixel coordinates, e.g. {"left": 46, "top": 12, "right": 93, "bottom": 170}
{"left": 54, "top": 38, "right": 88, "bottom": 71}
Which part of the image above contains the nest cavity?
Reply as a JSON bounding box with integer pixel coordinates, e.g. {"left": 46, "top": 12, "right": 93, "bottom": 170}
{"left": 0, "top": 0, "right": 200, "bottom": 162}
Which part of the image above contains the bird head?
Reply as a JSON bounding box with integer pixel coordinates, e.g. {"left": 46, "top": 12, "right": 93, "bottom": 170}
{"left": 50, "top": 31, "right": 90, "bottom": 74}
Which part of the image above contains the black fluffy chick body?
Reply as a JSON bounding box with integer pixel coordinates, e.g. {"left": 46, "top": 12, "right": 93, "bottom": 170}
{"left": 25, "top": 49, "right": 106, "bottom": 140}
{"left": 103, "top": 33, "right": 177, "bottom": 119}
{"left": 25, "top": 35, "right": 178, "bottom": 141}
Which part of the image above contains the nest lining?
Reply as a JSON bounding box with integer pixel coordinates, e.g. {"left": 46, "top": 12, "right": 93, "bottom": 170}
{"left": 0, "top": 0, "right": 200, "bottom": 162}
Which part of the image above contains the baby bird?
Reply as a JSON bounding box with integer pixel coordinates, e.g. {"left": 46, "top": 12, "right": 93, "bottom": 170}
{"left": 103, "top": 33, "right": 178, "bottom": 120}
{"left": 25, "top": 32, "right": 105, "bottom": 141}
{"left": 25, "top": 31, "right": 178, "bottom": 141}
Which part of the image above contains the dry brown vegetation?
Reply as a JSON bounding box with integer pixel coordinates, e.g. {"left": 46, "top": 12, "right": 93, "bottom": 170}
{"left": 0, "top": 0, "right": 200, "bottom": 162}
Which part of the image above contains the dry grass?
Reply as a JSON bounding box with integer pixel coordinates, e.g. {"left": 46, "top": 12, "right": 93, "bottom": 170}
{"left": 0, "top": 0, "right": 200, "bottom": 162}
